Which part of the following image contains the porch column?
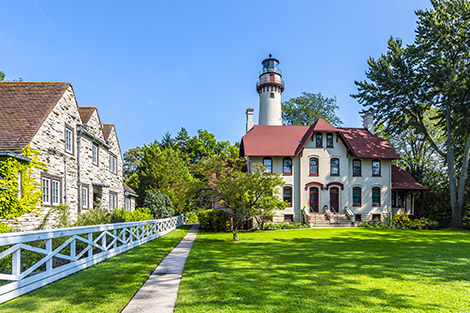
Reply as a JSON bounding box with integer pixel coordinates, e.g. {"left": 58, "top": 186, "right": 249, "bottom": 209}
{"left": 420, "top": 191, "right": 424, "bottom": 218}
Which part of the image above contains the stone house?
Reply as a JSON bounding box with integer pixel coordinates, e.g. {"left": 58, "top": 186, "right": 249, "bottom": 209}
{"left": 239, "top": 56, "right": 426, "bottom": 224}
{"left": 0, "top": 82, "right": 137, "bottom": 229}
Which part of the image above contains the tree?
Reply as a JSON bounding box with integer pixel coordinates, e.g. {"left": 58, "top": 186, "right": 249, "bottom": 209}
{"left": 123, "top": 146, "right": 144, "bottom": 189}
{"left": 353, "top": 0, "right": 470, "bottom": 228}
{"left": 0, "top": 71, "right": 4, "bottom": 81}
{"left": 282, "top": 92, "right": 342, "bottom": 126}
{"left": 198, "top": 156, "right": 286, "bottom": 241}
{"left": 143, "top": 190, "right": 175, "bottom": 218}
{"left": 136, "top": 145, "right": 194, "bottom": 213}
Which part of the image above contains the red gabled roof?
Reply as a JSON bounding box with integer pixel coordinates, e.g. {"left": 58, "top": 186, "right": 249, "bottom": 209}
{"left": 391, "top": 165, "right": 427, "bottom": 190}
{"left": 339, "top": 128, "right": 400, "bottom": 159}
{"left": 241, "top": 119, "right": 400, "bottom": 159}
{"left": 0, "top": 82, "right": 71, "bottom": 153}
{"left": 241, "top": 125, "right": 308, "bottom": 157}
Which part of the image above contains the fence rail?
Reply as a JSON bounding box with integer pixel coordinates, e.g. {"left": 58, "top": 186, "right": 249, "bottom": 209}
{"left": 0, "top": 215, "right": 184, "bottom": 304}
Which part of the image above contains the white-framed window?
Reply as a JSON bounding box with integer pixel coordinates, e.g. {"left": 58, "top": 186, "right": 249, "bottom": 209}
{"left": 42, "top": 178, "right": 51, "bottom": 205}
{"left": 65, "top": 126, "right": 73, "bottom": 154}
{"left": 124, "top": 197, "right": 131, "bottom": 211}
{"left": 92, "top": 143, "right": 99, "bottom": 166}
{"left": 109, "top": 154, "right": 117, "bottom": 174}
{"left": 82, "top": 186, "right": 89, "bottom": 209}
{"left": 52, "top": 180, "right": 60, "bottom": 206}
{"left": 109, "top": 193, "right": 117, "bottom": 209}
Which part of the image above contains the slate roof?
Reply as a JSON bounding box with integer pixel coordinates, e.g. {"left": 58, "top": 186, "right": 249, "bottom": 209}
{"left": 78, "top": 107, "right": 96, "bottom": 125}
{"left": 102, "top": 124, "right": 114, "bottom": 141}
{"left": 0, "top": 82, "right": 70, "bottom": 153}
{"left": 391, "top": 165, "right": 427, "bottom": 190}
{"left": 240, "top": 118, "right": 400, "bottom": 159}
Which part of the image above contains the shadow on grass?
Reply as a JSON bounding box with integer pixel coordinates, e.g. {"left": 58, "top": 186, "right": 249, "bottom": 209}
{"left": 176, "top": 228, "right": 470, "bottom": 312}
{"left": 0, "top": 225, "right": 192, "bottom": 313}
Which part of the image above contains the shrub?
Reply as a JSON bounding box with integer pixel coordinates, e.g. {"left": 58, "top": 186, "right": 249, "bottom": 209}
{"left": 358, "top": 215, "right": 439, "bottom": 230}
{"left": 393, "top": 214, "right": 412, "bottom": 229}
{"left": 262, "top": 222, "right": 310, "bottom": 230}
{"left": 0, "top": 222, "right": 11, "bottom": 233}
{"left": 129, "top": 208, "right": 153, "bottom": 222}
{"left": 144, "top": 191, "right": 175, "bottom": 219}
{"left": 185, "top": 210, "right": 198, "bottom": 223}
{"left": 197, "top": 209, "right": 230, "bottom": 231}
{"left": 38, "top": 204, "right": 72, "bottom": 229}
{"left": 110, "top": 208, "right": 154, "bottom": 223}
{"left": 74, "top": 208, "right": 111, "bottom": 226}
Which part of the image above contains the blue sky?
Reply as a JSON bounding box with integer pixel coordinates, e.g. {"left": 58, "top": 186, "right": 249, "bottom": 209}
{"left": 1, "top": 0, "right": 431, "bottom": 153}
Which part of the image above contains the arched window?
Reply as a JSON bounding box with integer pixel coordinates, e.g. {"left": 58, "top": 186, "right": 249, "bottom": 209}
{"left": 372, "top": 159, "right": 381, "bottom": 176}
{"left": 372, "top": 187, "right": 381, "bottom": 206}
{"left": 283, "top": 187, "right": 292, "bottom": 207}
{"left": 326, "top": 133, "right": 334, "bottom": 148}
{"left": 353, "top": 159, "right": 362, "bottom": 176}
{"left": 353, "top": 187, "right": 362, "bottom": 206}
{"left": 330, "top": 158, "right": 340, "bottom": 176}
{"left": 263, "top": 157, "right": 272, "bottom": 173}
{"left": 309, "top": 157, "right": 319, "bottom": 176}
{"left": 315, "top": 133, "right": 323, "bottom": 148}
{"left": 283, "top": 157, "right": 292, "bottom": 175}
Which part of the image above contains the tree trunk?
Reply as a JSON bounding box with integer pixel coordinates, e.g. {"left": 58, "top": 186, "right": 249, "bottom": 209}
{"left": 456, "top": 133, "right": 470, "bottom": 226}
{"left": 231, "top": 214, "right": 239, "bottom": 241}
{"left": 232, "top": 230, "right": 239, "bottom": 241}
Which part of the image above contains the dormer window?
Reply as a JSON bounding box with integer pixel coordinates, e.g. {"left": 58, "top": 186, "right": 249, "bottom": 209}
{"left": 326, "top": 133, "right": 334, "bottom": 148}
{"left": 263, "top": 157, "right": 272, "bottom": 173}
{"left": 315, "top": 133, "right": 323, "bottom": 148}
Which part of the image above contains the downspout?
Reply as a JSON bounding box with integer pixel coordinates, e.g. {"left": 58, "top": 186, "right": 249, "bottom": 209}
{"left": 77, "top": 124, "right": 82, "bottom": 214}
{"left": 64, "top": 155, "right": 68, "bottom": 205}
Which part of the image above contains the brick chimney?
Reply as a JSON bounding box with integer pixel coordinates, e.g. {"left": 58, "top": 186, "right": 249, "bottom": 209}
{"left": 246, "top": 108, "right": 254, "bottom": 133}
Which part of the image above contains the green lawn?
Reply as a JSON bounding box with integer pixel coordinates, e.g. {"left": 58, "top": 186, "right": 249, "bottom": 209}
{"left": 175, "top": 228, "right": 470, "bottom": 313}
{"left": 0, "top": 225, "right": 191, "bottom": 313}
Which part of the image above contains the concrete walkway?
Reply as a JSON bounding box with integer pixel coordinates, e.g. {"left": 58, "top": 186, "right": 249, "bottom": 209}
{"left": 122, "top": 224, "right": 199, "bottom": 313}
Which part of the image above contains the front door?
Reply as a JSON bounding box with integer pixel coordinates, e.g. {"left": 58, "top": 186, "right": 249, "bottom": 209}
{"left": 330, "top": 187, "right": 339, "bottom": 213}
{"left": 309, "top": 187, "right": 319, "bottom": 212}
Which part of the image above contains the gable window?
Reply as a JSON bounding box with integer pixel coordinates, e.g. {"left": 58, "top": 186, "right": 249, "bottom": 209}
{"left": 270, "top": 93, "right": 275, "bottom": 98}
{"left": 82, "top": 185, "right": 89, "bottom": 209}
{"left": 283, "top": 158, "right": 292, "bottom": 175}
{"left": 352, "top": 187, "right": 362, "bottom": 206}
{"left": 65, "top": 126, "right": 73, "bottom": 154}
{"left": 109, "top": 192, "right": 118, "bottom": 209}
{"left": 283, "top": 187, "right": 292, "bottom": 207}
{"left": 92, "top": 143, "right": 99, "bottom": 166}
{"left": 326, "top": 133, "right": 334, "bottom": 148}
{"left": 353, "top": 159, "right": 362, "bottom": 176}
{"left": 372, "top": 159, "right": 381, "bottom": 176}
{"left": 263, "top": 157, "right": 272, "bottom": 173}
{"left": 315, "top": 133, "right": 323, "bottom": 148}
{"left": 330, "top": 158, "right": 340, "bottom": 176}
{"left": 109, "top": 154, "right": 117, "bottom": 174}
{"left": 372, "top": 187, "right": 381, "bottom": 206}
{"left": 309, "top": 158, "right": 319, "bottom": 176}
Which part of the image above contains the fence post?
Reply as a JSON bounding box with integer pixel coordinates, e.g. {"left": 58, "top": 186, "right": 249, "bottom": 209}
{"left": 88, "top": 232, "right": 93, "bottom": 259}
{"left": 11, "top": 248, "right": 21, "bottom": 277}
{"left": 46, "top": 238, "right": 53, "bottom": 271}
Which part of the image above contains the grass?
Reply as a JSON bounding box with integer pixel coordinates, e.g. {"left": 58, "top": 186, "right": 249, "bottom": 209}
{"left": 175, "top": 228, "right": 470, "bottom": 312}
{"left": 0, "top": 225, "right": 192, "bottom": 313}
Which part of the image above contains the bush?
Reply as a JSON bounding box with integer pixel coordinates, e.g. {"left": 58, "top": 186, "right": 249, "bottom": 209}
{"left": 358, "top": 215, "right": 439, "bottom": 230}
{"left": 262, "top": 222, "right": 311, "bottom": 230}
{"left": 144, "top": 191, "right": 175, "bottom": 219}
{"left": 110, "top": 208, "right": 154, "bottom": 223}
{"left": 197, "top": 209, "right": 230, "bottom": 232}
{"left": 0, "top": 222, "right": 11, "bottom": 233}
{"left": 38, "top": 204, "right": 71, "bottom": 229}
{"left": 74, "top": 208, "right": 111, "bottom": 226}
{"left": 185, "top": 210, "right": 198, "bottom": 223}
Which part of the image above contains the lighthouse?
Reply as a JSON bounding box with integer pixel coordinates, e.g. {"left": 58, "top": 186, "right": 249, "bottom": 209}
{"left": 256, "top": 54, "right": 285, "bottom": 125}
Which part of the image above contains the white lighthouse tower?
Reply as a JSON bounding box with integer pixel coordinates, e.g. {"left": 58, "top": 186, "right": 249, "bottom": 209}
{"left": 256, "top": 54, "right": 285, "bottom": 125}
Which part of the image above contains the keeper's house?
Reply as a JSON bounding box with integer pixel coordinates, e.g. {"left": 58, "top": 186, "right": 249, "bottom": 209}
{"left": 0, "top": 82, "right": 137, "bottom": 230}
{"left": 240, "top": 56, "right": 426, "bottom": 224}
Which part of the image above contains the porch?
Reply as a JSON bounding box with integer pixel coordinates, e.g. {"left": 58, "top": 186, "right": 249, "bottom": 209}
{"left": 391, "top": 165, "right": 427, "bottom": 218}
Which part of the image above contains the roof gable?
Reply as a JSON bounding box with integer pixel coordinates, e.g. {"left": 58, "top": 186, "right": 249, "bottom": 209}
{"left": 0, "top": 82, "right": 71, "bottom": 153}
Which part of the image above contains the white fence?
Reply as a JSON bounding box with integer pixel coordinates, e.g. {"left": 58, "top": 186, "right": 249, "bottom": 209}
{"left": 0, "top": 215, "right": 184, "bottom": 304}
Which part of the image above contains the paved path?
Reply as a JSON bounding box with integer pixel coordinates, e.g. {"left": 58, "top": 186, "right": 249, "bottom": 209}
{"left": 122, "top": 224, "right": 199, "bottom": 313}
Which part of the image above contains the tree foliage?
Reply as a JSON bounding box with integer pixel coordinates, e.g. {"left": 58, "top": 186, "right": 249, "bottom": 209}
{"left": 196, "top": 156, "right": 286, "bottom": 241}
{"left": 282, "top": 92, "right": 342, "bottom": 126}
{"left": 0, "top": 71, "right": 4, "bottom": 81}
{"left": 353, "top": 0, "right": 470, "bottom": 228}
{"left": 143, "top": 190, "right": 175, "bottom": 219}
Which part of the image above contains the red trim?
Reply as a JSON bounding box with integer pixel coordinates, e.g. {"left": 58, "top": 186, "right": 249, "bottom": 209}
{"left": 326, "top": 182, "right": 344, "bottom": 190}
{"left": 353, "top": 159, "right": 362, "bottom": 177}
{"left": 305, "top": 182, "right": 324, "bottom": 190}
{"left": 330, "top": 158, "right": 340, "bottom": 176}
{"left": 326, "top": 133, "right": 334, "bottom": 148}
{"left": 282, "top": 157, "right": 292, "bottom": 175}
{"left": 283, "top": 186, "right": 293, "bottom": 207}
{"left": 372, "top": 159, "right": 381, "bottom": 177}
{"left": 372, "top": 187, "right": 381, "bottom": 206}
